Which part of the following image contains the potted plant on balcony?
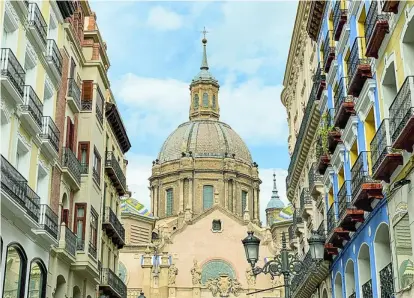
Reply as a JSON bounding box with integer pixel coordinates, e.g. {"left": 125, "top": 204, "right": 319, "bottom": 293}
{"left": 317, "top": 112, "right": 332, "bottom": 174}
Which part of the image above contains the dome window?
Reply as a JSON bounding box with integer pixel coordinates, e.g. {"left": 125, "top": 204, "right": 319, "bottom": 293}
{"left": 242, "top": 190, "right": 248, "bottom": 213}
{"left": 203, "top": 185, "right": 214, "bottom": 210}
{"left": 166, "top": 188, "right": 173, "bottom": 216}
{"left": 212, "top": 219, "right": 222, "bottom": 232}
{"left": 203, "top": 92, "right": 209, "bottom": 107}
{"left": 212, "top": 95, "right": 216, "bottom": 109}
{"left": 194, "top": 94, "right": 199, "bottom": 109}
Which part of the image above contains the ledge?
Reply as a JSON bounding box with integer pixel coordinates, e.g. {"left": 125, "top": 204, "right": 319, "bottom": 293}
{"left": 331, "top": 143, "right": 346, "bottom": 173}
{"left": 342, "top": 116, "right": 359, "bottom": 150}
{"left": 336, "top": 24, "right": 350, "bottom": 57}
{"left": 323, "top": 166, "right": 334, "bottom": 191}
{"left": 356, "top": 79, "right": 376, "bottom": 122}
{"left": 327, "top": 60, "right": 338, "bottom": 86}
{"left": 105, "top": 103, "right": 131, "bottom": 154}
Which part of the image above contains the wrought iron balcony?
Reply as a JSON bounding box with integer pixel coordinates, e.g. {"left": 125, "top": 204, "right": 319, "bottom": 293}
{"left": 46, "top": 39, "right": 63, "bottom": 76}
{"left": 93, "top": 165, "right": 101, "bottom": 185}
{"left": 325, "top": 203, "right": 340, "bottom": 257}
{"left": 89, "top": 242, "right": 97, "bottom": 259}
{"left": 292, "top": 209, "right": 304, "bottom": 236}
{"left": 38, "top": 204, "right": 59, "bottom": 240}
{"left": 327, "top": 108, "right": 342, "bottom": 154}
{"left": 57, "top": 0, "right": 76, "bottom": 19}
{"left": 316, "top": 136, "right": 330, "bottom": 175}
{"left": 317, "top": 220, "right": 325, "bottom": 237}
{"left": 351, "top": 151, "right": 383, "bottom": 212}
{"left": 103, "top": 207, "right": 125, "bottom": 248}
{"left": 326, "top": 203, "right": 337, "bottom": 238}
{"left": 67, "top": 78, "right": 81, "bottom": 112}
{"left": 362, "top": 279, "right": 373, "bottom": 298}
{"left": 313, "top": 66, "right": 327, "bottom": 101}
{"left": 1, "top": 48, "right": 26, "bottom": 100}
{"left": 349, "top": 293, "right": 356, "bottom": 298}
{"left": 28, "top": 3, "right": 47, "bottom": 47}
{"left": 24, "top": 184, "right": 40, "bottom": 222}
{"left": 57, "top": 224, "right": 77, "bottom": 259}
{"left": 105, "top": 151, "right": 127, "bottom": 195}
{"left": 40, "top": 116, "right": 60, "bottom": 154}
{"left": 299, "top": 188, "right": 312, "bottom": 219}
{"left": 77, "top": 239, "right": 85, "bottom": 251}
{"left": 21, "top": 85, "right": 43, "bottom": 132}
{"left": 288, "top": 224, "right": 296, "bottom": 248}
{"left": 96, "top": 88, "right": 104, "bottom": 125}
{"left": 389, "top": 76, "right": 414, "bottom": 152}
{"left": 365, "top": 1, "right": 390, "bottom": 59}
{"left": 100, "top": 268, "right": 127, "bottom": 298}
{"left": 379, "top": 262, "right": 394, "bottom": 297}
{"left": 370, "top": 119, "right": 403, "bottom": 183}
{"left": 337, "top": 180, "right": 364, "bottom": 232}
{"left": 323, "top": 30, "right": 335, "bottom": 72}
{"left": 306, "top": 1, "right": 327, "bottom": 41}
{"left": 308, "top": 162, "right": 323, "bottom": 196}
{"left": 62, "top": 147, "right": 81, "bottom": 189}
{"left": 347, "top": 37, "right": 372, "bottom": 97}
{"left": 106, "top": 102, "right": 132, "bottom": 154}
{"left": 333, "top": 0, "right": 347, "bottom": 40}
{"left": 334, "top": 77, "right": 355, "bottom": 128}
{"left": 380, "top": 0, "right": 399, "bottom": 13}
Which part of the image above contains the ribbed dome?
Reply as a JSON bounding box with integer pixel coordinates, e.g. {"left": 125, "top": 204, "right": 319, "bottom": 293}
{"left": 266, "top": 197, "right": 285, "bottom": 209}
{"left": 158, "top": 120, "right": 252, "bottom": 164}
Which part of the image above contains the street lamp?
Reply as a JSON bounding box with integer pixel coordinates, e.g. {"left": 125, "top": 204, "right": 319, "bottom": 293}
{"left": 242, "top": 230, "right": 325, "bottom": 298}
{"left": 137, "top": 292, "right": 146, "bottom": 298}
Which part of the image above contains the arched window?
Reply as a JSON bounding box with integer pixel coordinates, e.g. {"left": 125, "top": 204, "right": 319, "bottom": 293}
{"left": 203, "top": 185, "right": 214, "bottom": 210}
{"left": 212, "top": 95, "right": 216, "bottom": 109}
{"left": 203, "top": 92, "right": 209, "bottom": 107}
{"left": 201, "top": 259, "right": 235, "bottom": 284}
{"left": 119, "top": 261, "right": 128, "bottom": 284}
{"left": 193, "top": 94, "right": 199, "bottom": 109}
{"left": 166, "top": 188, "right": 173, "bottom": 216}
{"left": 242, "top": 191, "right": 247, "bottom": 212}
{"left": 28, "top": 259, "right": 47, "bottom": 298}
{"left": 3, "top": 243, "right": 27, "bottom": 298}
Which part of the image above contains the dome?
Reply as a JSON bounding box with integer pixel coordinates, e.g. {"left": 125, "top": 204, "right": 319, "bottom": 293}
{"left": 266, "top": 197, "right": 285, "bottom": 209}
{"left": 158, "top": 120, "right": 252, "bottom": 164}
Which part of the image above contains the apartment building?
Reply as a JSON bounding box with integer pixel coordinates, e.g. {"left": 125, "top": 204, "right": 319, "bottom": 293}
{"left": 1, "top": 1, "right": 131, "bottom": 298}
{"left": 283, "top": 1, "right": 414, "bottom": 298}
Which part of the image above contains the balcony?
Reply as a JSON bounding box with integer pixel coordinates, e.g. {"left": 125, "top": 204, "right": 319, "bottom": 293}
{"left": 327, "top": 109, "right": 342, "bottom": 154}
{"left": 66, "top": 78, "right": 81, "bottom": 113}
{"left": 103, "top": 207, "right": 125, "bottom": 248}
{"left": 306, "top": 1, "right": 327, "bottom": 41}
{"left": 334, "top": 77, "right": 355, "bottom": 129}
{"left": 347, "top": 37, "right": 372, "bottom": 97}
{"left": 40, "top": 116, "right": 60, "bottom": 158}
{"left": 380, "top": 0, "right": 399, "bottom": 13}
{"left": 362, "top": 279, "right": 373, "bottom": 298}
{"left": 389, "top": 76, "right": 414, "bottom": 152}
{"left": 365, "top": 1, "right": 390, "bottom": 59}
{"left": 370, "top": 119, "right": 403, "bottom": 183}
{"left": 89, "top": 242, "right": 97, "bottom": 259}
{"left": 27, "top": 3, "right": 47, "bottom": 50}
{"left": 308, "top": 162, "right": 323, "bottom": 196}
{"left": 333, "top": 0, "right": 347, "bottom": 40}
{"left": 21, "top": 85, "right": 43, "bottom": 135}
{"left": 46, "top": 39, "right": 63, "bottom": 80}
{"left": 100, "top": 268, "right": 127, "bottom": 298}
{"left": 1, "top": 155, "right": 40, "bottom": 227}
{"left": 313, "top": 66, "right": 327, "bottom": 101}
{"left": 379, "top": 262, "right": 394, "bottom": 297}
{"left": 323, "top": 30, "right": 335, "bottom": 73}
{"left": 1, "top": 48, "right": 26, "bottom": 103}
{"left": 351, "top": 151, "right": 384, "bottom": 212}
{"left": 56, "top": 224, "right": 77, "bottom": 263}
{"left": 105, "top": 151, "right": 127, "bottom": 195}
{"left": 292, "top": 209, "right": 304, "bottom": 236}
{"left": 337, "top": 181, "right": 364, "bottom": 232}
{"left": 325, "top": 203, "right": 341, "bottom": 257}
{"left": 288, "top": 224, "right": 296, "bottom": 249}
{"left": 316, "top": 136, "right": 330, "bottom": 175}
{"left": 106, "top": 102, "right": 132, "bottom": 154}
{"left": 61, "top": 147, "right": 81, "bottom": 190}
{"left": 57, "top": 0, "right": 76, "bottom": 19}
{"left": 299, "top": 188, "right": 312, "bottom": 219}
{"left": 33, "top": 204, "right": 59, "bottom": 245}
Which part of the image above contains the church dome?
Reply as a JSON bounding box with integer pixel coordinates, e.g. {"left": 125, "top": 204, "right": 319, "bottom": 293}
{"left": 157, "top": 120, "right": 252, "bottom": 164}
{"left": 266, "top": 197, "right": 285, "bottom": 209}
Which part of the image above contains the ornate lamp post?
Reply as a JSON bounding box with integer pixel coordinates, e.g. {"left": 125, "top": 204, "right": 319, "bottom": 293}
{"left": 242, "top": 230, "right": 325, "bottom": 298}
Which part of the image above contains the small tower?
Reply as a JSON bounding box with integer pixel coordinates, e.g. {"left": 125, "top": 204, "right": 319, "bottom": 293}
{"left": 265, "top": 172, "right": 285, "bottom": 226}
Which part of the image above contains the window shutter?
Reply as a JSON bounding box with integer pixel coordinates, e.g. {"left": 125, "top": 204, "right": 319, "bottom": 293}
{"left": 61, "top": 209, "right": 69, "bottom": 225}
{"left": 82, "top": 80, "right": 93, "bottom": 101}
{"left": 78, "top": 142, "right": 90, "bottom": 164}
{"left": 66, "top": 116, "right": 71, "bottom": 148}
{"left": 70, "top": 120, "right": 75, "bottom": 152}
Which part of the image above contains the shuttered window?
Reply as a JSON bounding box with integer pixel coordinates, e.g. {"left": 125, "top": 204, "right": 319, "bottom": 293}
{"left": 66, "top": 116, "right": 75, "bottom": 151}
{"left": 203, "top": 92, "right": 208, "bottom": 107}
{"left": 82, "top": 80, "right": 93, "bottom": 101}
{"left": 166, "top": 189, "right": 173, "bottom": 216}
{"left": 203, "top": 185, "right": 214, "bottom": 210}
{"left": 194, "top": 94, "right": 199, "bottom": 108}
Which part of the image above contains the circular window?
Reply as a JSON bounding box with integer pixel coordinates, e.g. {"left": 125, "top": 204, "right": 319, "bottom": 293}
{"left": 201, "top": 259, "right": 235, "bottom": 284}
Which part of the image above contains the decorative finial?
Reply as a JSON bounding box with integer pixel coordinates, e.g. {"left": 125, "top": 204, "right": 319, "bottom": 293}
{"left": 272, "top": 171, "right": 278, "bottom": 196}
{"left": 200, "top": 26, "right": 209, "bottom": 70}
{"left": 201, "top": 26, "right": 209, "bottom": 43}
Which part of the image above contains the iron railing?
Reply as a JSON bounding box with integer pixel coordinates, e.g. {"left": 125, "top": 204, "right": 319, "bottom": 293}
{"left": 80, "top": 162, "right": 88, "bottom": 174}
{"left": 323, "top": 30, "right": 335, "bottom": 71}
{"left": 105, "top": 151, "right": 127, "bottom": 191}
{"left": 67, "top": 78, "right": 81, "bottom": 110}
{"left": 61, "top": 224, "right": 77, "bottom": 257}
{"left": 334, "top": 77, "right": 353, "bottom": 113}
{"left": 288, "top": 224, "right": 295, "bottom": 243}
{"left": 88, "top": 242, "right": 97, "bottom": 259}
{"left": 28, "top": 3, "right": 47, "bottom": 46}
{"left": 290, "top": 250, "right": 314, "bottom": 294}
{"left": 101, "top": 268, "right": 127, "bottom": 298}
{"left": 62, "top": 147, "right": 81, "bottom": 185}
{"left": 347, "top": 37, "right": 369, "bottom": 90}
{"left": 93, "top": 166, "right": 100, "bottom": 185}
{"left": 327, "top": 203, "right": 336, "bottom": 236}
{"left": 46, "top": 39, "right": 63, "bottom": 74}
{"left": 379, "top": 262, "right": 394, "bottom": 298}
{"left": 299, "top": 188, "right": 312, "bottom": 214}
{"left": 81, "top": 99, "right": 92, "bottom": 111}
{"left": 0, "top": 48, "right": 26, "bottom": 97}
{"left": 349, "top": 293, "right": 356, "bottom": 298}
{"left": 317, "top": 220, "right": 325, "bottom": 237}
{"left": 96, "top": 87, "right": 104, "bottom": 124}
{"left": 308, "top": 162, "right": 322, "bottom": 192}
{"left": 22, "top": 85, "right": 43, "bottom": 128}
{"left": 389, "top": 76, "right": 414, "bottom": 144}
{"left": 24, "top": 184, "right": 41, "bottom": 222}
{"left": 365, "top": 1, "right": 389, "bottom": 48}
{"left": 370, "top": 119, "right": 392, "bottom": 175}
{"left": 333, "top": 0, "right": 347, "bottom": 39}
{"left": 104, "top": 206, "right": 125, "bottom": 243}
{"left": 39, "top": 204, "right": 58, "bottom": 240}
{"left": 351, "top": 151, "right": 372, "bottom": 198}
{"left": 40, "top": 116, "right": 60, "bottom": 153}
{"left": 338, "top": 181, "right": 351, "bottom": 220}
{"left": 362, "top": 279, "right": 373, "bottom": 298}
{"left": 76, "top": 238, "right": 85, "bottom": 251}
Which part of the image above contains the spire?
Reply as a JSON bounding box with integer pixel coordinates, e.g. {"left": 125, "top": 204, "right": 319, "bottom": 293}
{"left": 266, "top": 172, "right": 284, "bottom": 211}
{"left": 201, "top": 27, "right": 209, "bottom": 70}
{"left": 272, "top": 171, "right": 279, "bottom": 198}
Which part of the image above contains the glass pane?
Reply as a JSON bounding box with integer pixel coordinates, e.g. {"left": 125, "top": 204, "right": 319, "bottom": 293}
{"left": 203, "top": 186, "right": 214, "bottom": 210}
{"left": 203, "top": 93, "right": 208, "bottom": 107}
{"left": 28, "top": 262, "right": 43, "bottom": 298}
{"left": 4, "top": 247, "right": 22, "bottom": 298}
{"left": 166, "top": 189, "right": 173, "bottom": 216}
{"left": 194, "top": 95, "right": 199, "bottom": 108}
{"left": 81, "top": 150, "right": 87, "bottom": 163}
{"left": 77, "top": 207, "right": 84, "bottom": 217}
{"left": 77, "top": 221, "right": 83, "bottom": 239}
{"left": 242, "top": 191, "right": 247, "bottom": 212}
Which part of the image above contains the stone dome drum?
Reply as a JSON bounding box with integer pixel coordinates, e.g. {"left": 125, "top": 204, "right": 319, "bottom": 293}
{"left": 157, "top": 120, "right": 253, "bottom": 164}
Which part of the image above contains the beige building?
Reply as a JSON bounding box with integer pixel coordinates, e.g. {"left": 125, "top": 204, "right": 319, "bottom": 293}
{"left": 119, "top": 37, "right": 286, "bottom": 298}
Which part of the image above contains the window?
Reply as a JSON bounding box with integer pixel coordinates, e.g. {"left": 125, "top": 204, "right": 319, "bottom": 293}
{"left": 66, "top": 116, "right": 75, "bottom": 152}
{"left": 74, "top": 204, "right": 87, "bottom": 247}
{"left": 166, "top": 188, "right": 173, "bottom": 216}
{"left": 36, "top": 164, "right": 48, "bottom": 204}
{"left": 89, "top": 207, "right": 98, "bottom": 258}
{"left": 69, "top": 58, "right": 76, "bottom": 79}
{"left": 3, "top": 244, "right": 27, "bottom": 298}
{"left": 93, "top": 147, "right": 101, "bottom": 184}
{"left": 82, "top": 80, "right": 93, "bottom": 111}
{"left": 28, "top": 260, "right": 47, "bottom": 298}
{"left": 212, "top": 220, "right": 221, "bottom": 232}
{"left": 193, "top": 94, "right": 199, "bottom": 108}
{"left": 242, "top": 191, "right": 248, "bottom": 212}
{"left": 203, "top": 185, "right": 214, "bottom": 210}
{"left": 78, "top": 141, "right": 90, "bottom": 174}
{"left": 201, "top": 259, "right": 235, "bottom": 284}
{"left": 212, "top": 95, "right": 216, "bottom": 109}
{"left": 203, "top": 92, "right": 209, "bottom": 107}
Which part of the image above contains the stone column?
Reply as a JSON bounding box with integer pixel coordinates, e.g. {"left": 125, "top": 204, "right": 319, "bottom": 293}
{"left": 154, "top": 184, "right": 159, "bottom": 217}
{"left": 159, "top": 252, "right": 170, "bottom": 298}
{"left": 188, "top": 178, "right": 193, "bottom": 213}
{"left": 232, "top": 180, "right": 236, "bottom": 214}
{"left": 179, "top": 178, "right": 184, "bottom": 213}
{"left": 142, "top": 248, "right": 153, "bottom": 297}
{"left": 224, "top": 179, "right": 228, "bottom": 209}
{"left": 150, "top": 186, "right": 154, "bottom": 215}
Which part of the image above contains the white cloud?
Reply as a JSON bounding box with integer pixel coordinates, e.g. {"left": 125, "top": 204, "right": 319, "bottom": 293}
{"left": 147, "top": 6, "right": 183, "bottom": 31}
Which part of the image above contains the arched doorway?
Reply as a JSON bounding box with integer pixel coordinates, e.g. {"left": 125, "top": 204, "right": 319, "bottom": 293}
{"left": 3, "top": 243, "right": 27, "bottom": 298}
{"left": 322, "top": 288, "right": 328, "bottom": 298}
{"left": 28, "top": 259, "right": 47, "bottom": 298}
{"left": 334, "top": 272, "right": 343, "bottom": 298}
{"left": 374, "top": 223, "right": 393, "bottom": 296}
{"left": 54, "top": 275, "right": 66, "bottom": 297}
{"left": 73, "top": 286, "right": 81, "bottom": 298}
{"left": 345, "top": 259, "right": 356, "bottom": 297}
{"left": 358, "top": 244, "right": 372, "bottom": 296}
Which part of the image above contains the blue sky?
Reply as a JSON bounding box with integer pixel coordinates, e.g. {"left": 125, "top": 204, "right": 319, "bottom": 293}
{"left": 90, "top": 0, "right": 298, "bottom": 222}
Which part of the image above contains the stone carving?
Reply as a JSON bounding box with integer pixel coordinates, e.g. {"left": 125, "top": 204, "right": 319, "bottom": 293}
{"left": 168, "top": 263, "right": 178, "bottom": 285}
{"left": 206, "top": 274, "right": 242, "bottom": 297}
{"left": 245, "top": 267, "right": 256, "bottom": 287}
{"left": 191, "top": 259, "right": 202, "bottom": 286}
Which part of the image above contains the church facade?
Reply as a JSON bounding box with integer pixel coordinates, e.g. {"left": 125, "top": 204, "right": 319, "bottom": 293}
{"left": 119, "top": 36, "right": 283, "bottom": 298}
